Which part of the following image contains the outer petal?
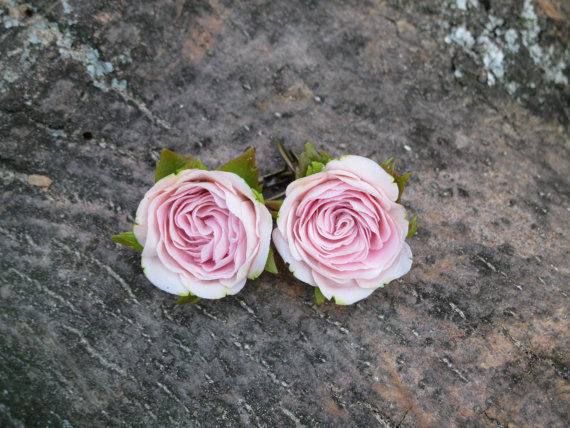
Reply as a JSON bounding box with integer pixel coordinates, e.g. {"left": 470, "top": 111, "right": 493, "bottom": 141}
{"left": 325, "top": 155, "right": 399, "bottom": 201}
{"left": 312, "top": 272, "right": 376, "bottom": 305}
{"left": 272, "top": 229, "right": 316, "bottom": 286}
{"left": 134, "top": 174, "right": 179, "bottom": 245}
{"left": 141, "top": 253, "right": 187, "bottom": 295}
{"left": 356, "top": 242, "right": 413, "bottom": 289}
{"left": 179, "top": 274, "right": 245, "bottom": 299}
{"left": 247, "top": 203, "right": 273, "bottom": 279}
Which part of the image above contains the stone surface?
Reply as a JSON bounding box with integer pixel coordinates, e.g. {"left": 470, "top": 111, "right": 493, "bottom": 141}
{"left": 1, "top": 0, "right": 568, "bottom": 427}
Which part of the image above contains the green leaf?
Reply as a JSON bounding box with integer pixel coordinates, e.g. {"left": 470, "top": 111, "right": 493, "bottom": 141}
{"left": 306, "top": 161, "right": 325, "bottom": 177}
{"left": 264, "top": 247, "right": 278, "bottom": 274}
{"left": 251, "top": 188, "right": 265, "bottom": 203}
{"left": 380, "top": 157, "right": 394, "bottom": 170}
{"left": 315, "top": 287, "right": 326, "bottom": 305}
{"left": 155, "top": 148, "right": 207, "bottom": 182}
{"left": 111, "top": 231, "right": 143, "bottom": 250}
{"left": 297, "top": 143, "right": 332, "bottom": 178}
{"left": 333, "top": 296, "right": 348, "bottom": 305}
{"left": 217, "top": 147, "right": 261, "bottom": 192}
{"left": 407, "top": 214, "right": 418, "bottom": 239}
{"left": 381, "top": 158, "right": 411, "bottom": 203}
{"left": 174, "top": 293, "right": 202, "bottom": 305}
{"left": 394, "top": 172, "right": 411, "bottom": 203}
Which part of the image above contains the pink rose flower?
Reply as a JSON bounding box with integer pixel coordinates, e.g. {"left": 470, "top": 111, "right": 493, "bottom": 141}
{"left": 272, "top": 155, "right": 412, "bottom": 304}
{"left": 134, "top": 169, "right": 272, "bottom": 299}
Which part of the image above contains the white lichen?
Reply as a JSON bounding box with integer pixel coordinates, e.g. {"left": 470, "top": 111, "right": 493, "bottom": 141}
{"left": 506, "top": 81, "right": 518, "bottom": 95}
{"left": 445, "top": 26, "right": 475, "bottom": 49}
{"left": 504, "top": 29, "right": 519, "bottom": 53}
{"left": 519, "top": 0, "right": 568, "bottom": 85}
{"left": 477, "top": 36, "right": 505, "bottom": 86}
{"left": 2, "top": 15, "right": 19, "bottom": 28}
{"left": 454, "top": 0, "right": 477, "bottom": 11}
{"left": 446, "top": 0, "right": 568, "bottom": 87}
{"left": 455, "top": 0, "right": 467, "bottom": 11}
{"left": 61, "top": 0, "right": 72, "bottom": 15}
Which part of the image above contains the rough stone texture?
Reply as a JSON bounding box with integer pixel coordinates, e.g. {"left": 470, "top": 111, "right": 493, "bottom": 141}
{"left": 1, "top": 0, "right": 569, "bottom": 427}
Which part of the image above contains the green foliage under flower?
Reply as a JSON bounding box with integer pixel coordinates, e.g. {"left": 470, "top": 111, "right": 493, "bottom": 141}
{"left": 296, "top": 143, "right": 332, "bottom": 179}
{"left": 314, "top": 287, "right": 326, "bottom": 305}
{"left": 264, "top": 247, "right": 278, "bottom": 274}
{"left": 174, "top": 293, "right": 202, "bottom": 305}
{"left": 111, "top": 231, "right": 143, "bottom": 250}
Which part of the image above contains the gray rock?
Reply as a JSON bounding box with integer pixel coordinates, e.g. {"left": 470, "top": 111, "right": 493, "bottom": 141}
{"left": 1, "top": 0, "right": 568, "bottom": 426}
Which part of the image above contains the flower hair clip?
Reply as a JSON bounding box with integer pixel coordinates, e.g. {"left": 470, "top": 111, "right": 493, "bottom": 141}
{"left": 112, "top": 144, "right": 417, "bottom": 306}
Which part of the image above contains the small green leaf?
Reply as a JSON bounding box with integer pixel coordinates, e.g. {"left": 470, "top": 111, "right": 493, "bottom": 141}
{"left": 174, "top": 293, "right": 202, "bottom": 305}
{"left": 251, "top": 188, "right": 265, "bottom": 203}
{"left": 395, "top": 172, "right": 411, "bottom": 203}
{"left": 407, "top": 214, "right": 418, "bottom": 239}
{"left": 297, "top": 143, "right": 332, "bottom": 178}
{"left": 380, "top": 157, "right": 394, "bottom": 170}
{"left": 306, "top": 161, "right": 325, "bottom": 176}
{"left": 155, "top": 148, "right": 207, "bottom": 182}
{"left": 217, "top": 147, "right": 261, "bottom": 192}
{"left": 315, "top": 287, "right": 326, "bottom": 305}
{"left": 381, "top": 158, "right": 411, "bottom": 203}
{"left": 111, "top": 231, "right": 143, "bottom": 250}
{"left": 249, "top": 271, "right": 262, "bottom": 280}
{"left": 264, "top": 247, "right": 278, "bottom": 274}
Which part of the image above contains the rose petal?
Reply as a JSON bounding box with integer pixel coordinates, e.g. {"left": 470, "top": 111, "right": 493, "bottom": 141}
{"left": 247, "top": 202, "right": 273, "bottom": 279}
{"left": 272, "top": 229, "right": 316, "bottom": 286}
{"left": 312, "top": 271, "right": 376, "bottom": 305}
{"left": 325, "top": 155, "right": 399, "bottom": 201}
{"left": 179, "top": 274, "right": 246, "bottom": 299}
{"left": 356, "top": 242, "right": 413, "bottom": 289}
{"left": 141, "top": 253, "right": 187, "bottom": 295}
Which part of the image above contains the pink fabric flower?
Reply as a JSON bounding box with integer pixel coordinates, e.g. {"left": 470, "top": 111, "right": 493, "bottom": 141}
{"left": 134, "top": 169, "right": 272, "bottom": 299}
{"left": 272, "top": 156, "right": 412, "bottom": 304}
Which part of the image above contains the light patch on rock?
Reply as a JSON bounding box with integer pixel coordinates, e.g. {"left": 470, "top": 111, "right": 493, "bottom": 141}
{"left": 111, "top": 78, "right": 127, "bottom": 90}
{"left": 506, "top": 81, "right": 519, "bottom": 95}
{"left": 28, "top": 174, "right": 53, "bottom": 188}
{"left": 2, "top": 14, "right": 19, "bottom": 28}
{"left": 1, "top": 2, "right": 21, "bottom": 29}
{"left": 477, "top": 36, "right": 505, "bottom": 86}
{"left": 484, "top": 15, "right": 504, "bottom": 34}
{"left": 454, "top": 0, "right": 477, "bottom": 10}
{"left": 61, "top": 0, "right": 72, "bottom": 15}
{"left": 445, "top": 0, "right": 568, "bottom": 87}
{"left": 444, "top": 26, "right": 474, "bottom": 49}
{"left": 520, "top": 0, "right": 568, "bottom": 85}
{"left": 504, "top": 29, "right": 519, "bottom": 53}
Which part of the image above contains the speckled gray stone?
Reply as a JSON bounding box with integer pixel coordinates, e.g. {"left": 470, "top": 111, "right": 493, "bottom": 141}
{"left": 1, "top": 0, "right": 568, "bottom": 427}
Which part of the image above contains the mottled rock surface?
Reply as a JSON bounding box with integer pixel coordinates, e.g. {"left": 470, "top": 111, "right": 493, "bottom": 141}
{"left": 1, "top": 0, "right": 568, "bottom": 426}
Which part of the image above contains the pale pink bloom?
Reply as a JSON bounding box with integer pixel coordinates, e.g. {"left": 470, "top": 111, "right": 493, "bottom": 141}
{"left": 273, "top": 156, "right": 412, "bottom": 304}
{"left": 134, "top": 169, "right": 272, "bottom": 299}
